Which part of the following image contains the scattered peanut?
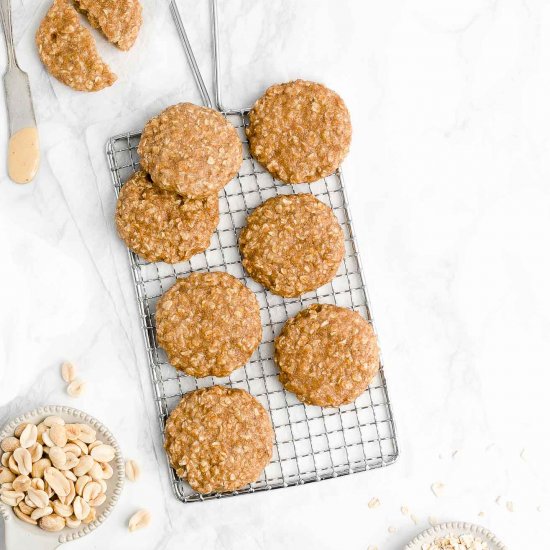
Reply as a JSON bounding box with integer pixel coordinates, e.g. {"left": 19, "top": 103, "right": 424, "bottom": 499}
{"left": 43, "top": 416, "right": 65, "bottom": 427}
{"left": 14, "top": 424, "right": 28, "bottom": 438}
{"left": 90, "top": 444, "right": 115, "bottom": 463}
{"left": 12, "top": 475, "right": 31, "bottom": 493}
{"left": 13, "top": 448, "right": 32, "bottom": 476}
{"left": 14, "top": 504, "right": 37, "bottom": 525}
{"left": 19, "top": 425, "right": 38, "bottom": 449}
{"left": 1, "top": 437, "right": 20, "bottom": 453}
{"left": 31, "top": 506, "right": 53, "bottom": 521}
{"left": 49, "top": 424, "right": 68, "bottom": 448}
{"left": 431, "top": 482, "right": 445, "bottom": 497}
{"left": 61, "top": 361, "right": 76, "bottom": 383}
{"left": 368, "top": 497, "right": 380, "bottom": 509}
{"left": 125, "top": 459, "right": 141, "bottom": 482}
{"left": 39, "top": 513, "right": 65, "bottom": 532}
{"left": 67, "top": 380, "right": 87, "bottom": 398}
{"left": 128, "top": 509, "right": 151, "bottom": 532}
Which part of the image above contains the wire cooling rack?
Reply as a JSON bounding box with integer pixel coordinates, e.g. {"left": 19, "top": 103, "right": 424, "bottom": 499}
{"left": 106, "top": 111, "right": 398, "bottom": 502}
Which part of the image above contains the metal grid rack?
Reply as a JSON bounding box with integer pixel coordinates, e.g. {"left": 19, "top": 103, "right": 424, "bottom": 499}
{"left": 106, "top": 112, "right": 398, "bottom": 502}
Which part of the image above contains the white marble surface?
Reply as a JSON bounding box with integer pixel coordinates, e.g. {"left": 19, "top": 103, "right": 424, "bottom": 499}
{"left": 1, "top": 0, "right": 549, "bottom": 548}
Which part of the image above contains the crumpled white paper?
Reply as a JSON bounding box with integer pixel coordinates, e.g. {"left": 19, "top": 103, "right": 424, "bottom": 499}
{"left": 0, "top": 218, "right": 89, "bottom": 405}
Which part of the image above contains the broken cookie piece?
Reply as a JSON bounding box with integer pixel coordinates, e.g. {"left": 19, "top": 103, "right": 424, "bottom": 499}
{"left": 36, "top": 0, "right": 117, "bottom": 92}
{"left": 74, "top": 0, "right": 142, "bottom": 51}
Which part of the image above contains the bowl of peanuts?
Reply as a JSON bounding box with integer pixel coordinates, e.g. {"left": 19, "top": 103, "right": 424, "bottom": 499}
{"left": 0, "top": 405, "right": 124, "bottom": 550}
{"left": 404, "top": 522, "right": 507, "bottom": 550}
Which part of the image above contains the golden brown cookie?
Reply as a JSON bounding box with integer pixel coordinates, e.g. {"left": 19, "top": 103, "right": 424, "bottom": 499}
{"left": 115, "top": 170, "right": 219, "bottom": 264}
{"left": 36, "top": 0, "right": 117, "bottom": 92}
{"left": 74, "top": 0, "right": 142, "bottom": 51}
{"left": 138, "top": 103, "right": 242, "bottom": 199}
{"left": 165, "top": 386, "right": 273, "bottom": 494}
{"left": 275, "top": 304, "right": 379, "bottom": 407}
{"left": 239, "top": 194, "right": 344, "bottom": 297}
{"left": 246, "top": 80, "right": 352, "bottom": 183}
{"left": 156, "top": 272, "right": 261, "bottom": 377}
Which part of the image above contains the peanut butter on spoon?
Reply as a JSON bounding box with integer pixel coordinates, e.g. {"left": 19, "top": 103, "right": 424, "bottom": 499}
{"left": 7, "top": 127, "right": 39, "bottom": 184}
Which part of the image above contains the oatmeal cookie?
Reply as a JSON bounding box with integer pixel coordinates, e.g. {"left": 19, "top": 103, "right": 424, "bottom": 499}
{"left": 138, "top": 103, "right": 242, "bottom": 199}
{"left": 115, "top": 171, "right": 219, "bottom": 264}
{"left": 156, "top": 272, "right": 261, "bottom": 377}
{"left": 275, "top": 304, "right": 379, "bottom": 407}
{"left": 36, "top": 0, "right": 117, "bottom": 92}
{"left": 246, "top": 80, "right": 352, "bottom": 183}
{"left": 74, "top": 0, "right": 142, "bottom": 51}
{"left": 239, "top": 194, "right": 344, "bottom": 297}
{"left": 165, "top": 386, "right": 273, "bottom": 494}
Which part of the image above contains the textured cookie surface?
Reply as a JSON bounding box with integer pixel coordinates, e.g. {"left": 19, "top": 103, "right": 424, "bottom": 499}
{"left": 156, "top": 272, "right": 261, "bottom": 377}
{"left": 36, "top": 0, "right": 117, "bottom": 92}
{"left": 246, "top": 80, "right": 351, "bottom": 183}
{"left": 138, "top": 103, "right": 242, "bottom": 198}
{"left": 115, "top": 170, "right": 219, "bottom": 264}
{"left": 74, "top": 0, "right": 142, "bottom": 50}
{"left": 239, "top": 194, "right": 344, "bottom": 297}
{"left": 165, "top": 386, "right": 274, "bottom": 494}
{"left": 275, "top": 304, "right": 379, "bottom": 407}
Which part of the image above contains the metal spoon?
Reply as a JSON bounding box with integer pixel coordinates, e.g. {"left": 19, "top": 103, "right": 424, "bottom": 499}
{"left": 0, "top": 0, "right": 40, "bottom": 184}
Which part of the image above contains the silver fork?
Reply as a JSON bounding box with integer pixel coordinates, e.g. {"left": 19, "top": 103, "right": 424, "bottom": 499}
{"left": 0, "top": 0, "right": 40, "bottom": 184}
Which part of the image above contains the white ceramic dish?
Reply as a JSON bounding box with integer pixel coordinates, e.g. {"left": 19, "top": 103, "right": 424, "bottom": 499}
{"left": 0, "top": 405, "right": 125, "bottom": 550}
{"left": 405, "top": 522, "right": 507, "bottom": 550}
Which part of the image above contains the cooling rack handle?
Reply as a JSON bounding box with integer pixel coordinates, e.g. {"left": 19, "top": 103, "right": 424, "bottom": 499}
{"left": 211, "top": 0, "right": 225, "bottom": 112}
{"left": 169, "top": 0, "right": 213, "bottom": 109}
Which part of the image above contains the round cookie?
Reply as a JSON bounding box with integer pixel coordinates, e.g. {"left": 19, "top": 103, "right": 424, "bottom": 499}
{"left": 115, "top": 170, "right": 219, "bottom": 264}
{"left": 239, "top": 194, "right": 345, "bottom": 297}
{"left": 246, "top": 80, "right": 352, "bottom": 183}
{"left": 275, "top": 304, "right": 379, "bottom": 407}
{"left": 164, "top": 386, "right": 274, "bottom": 494}
{"left": 156, "top": 272, "right": 261, "bottom": 377}
{"left": 138, "top": 103, "right": 242, "bottom": 198}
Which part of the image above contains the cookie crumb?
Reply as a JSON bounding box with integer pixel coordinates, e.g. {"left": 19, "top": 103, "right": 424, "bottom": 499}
{"left": 431, "top": 482, "right": 445, "bottom": 497}
{"left": 368, "top": 497, "right": 381, "bottom": 509}
{"left": 520, "top": 448, "right": 527, "bottom": 461}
